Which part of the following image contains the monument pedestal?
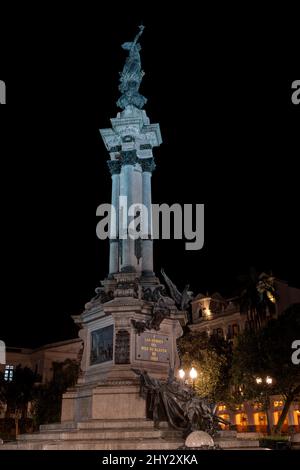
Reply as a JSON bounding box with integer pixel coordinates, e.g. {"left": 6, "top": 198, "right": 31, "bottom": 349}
{"left": 61, "top": 383, "right": 146, "bottom": 422}
{"left": 61, "top": 273, "right": 187, "bottom": 423}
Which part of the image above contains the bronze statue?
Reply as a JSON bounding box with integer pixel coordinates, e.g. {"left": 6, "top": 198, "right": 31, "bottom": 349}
{"left": 117, "top": 25, "right": 147, "bottom": 109}
{"left": 133, "top": 369, "right": 229, "bottom": 435}
{"left": 161, "top": 269, "right": 194, "bottom": 311}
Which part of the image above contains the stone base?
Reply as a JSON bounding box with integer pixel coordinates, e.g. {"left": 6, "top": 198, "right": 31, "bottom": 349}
{"left": 214, "top": 430, "right": 260, "bottom": 449}
{"left": 0, "top": 418, "right": 184, "bottom": 450}
{"left": 0, "top": 425, "right": 264, "bottom": 451}
{"left": 61, "top": 382, "right": 146, "bottom": 422}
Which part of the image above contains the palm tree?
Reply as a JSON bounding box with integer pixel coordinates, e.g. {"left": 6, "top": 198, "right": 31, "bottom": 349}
{"left": 238, "top": 267, "right": 277, "bottom": 331}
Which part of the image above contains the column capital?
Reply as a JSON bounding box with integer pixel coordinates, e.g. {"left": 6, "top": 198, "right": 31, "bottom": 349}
{"left": 107, "top": 160, "right": 121, "bottom": 175}
{"left": 121, "top": 150, "right": 138, "bottom": 166}
{"left": 140, "top": 157, "right": 156, "bottom": 173}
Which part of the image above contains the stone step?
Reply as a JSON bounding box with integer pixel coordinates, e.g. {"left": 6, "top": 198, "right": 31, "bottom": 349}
{"left": 161, "top": 430, "right": 183, "bottom": 439}
{"left": 215, "top": 438, "right": 259, "bottom": 449}
{"left": 78, "top": 419, "right": 155, "bottom": 430}
{"left": 45, "top": 439, "right": 184, "bottom": 451}
{"left": 2, "top": 438, "right": 184, "bottom": 451}
{"left": 216, "top": 430, "right": 237, "bottom": 438}
{"left": 40, "top": 418, "right": 155, "bottom": 432}
{"left": 40, "top": 422, "right": 77, "bottom": 432}
{"left": 18, "top": 428, "right": 162, "bottom": 442}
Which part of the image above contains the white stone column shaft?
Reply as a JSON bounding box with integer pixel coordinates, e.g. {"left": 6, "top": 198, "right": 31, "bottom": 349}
{"left": 120, "top": 164, "right": 135, "bottom": 271}
{"left": 142, "top": 170, "right": 154, "bottom": 274}
{"left": 109, "top": 173, "right": 120, "bottom": 275}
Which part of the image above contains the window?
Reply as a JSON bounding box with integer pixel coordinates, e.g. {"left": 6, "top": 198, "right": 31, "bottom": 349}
{"left": 4, "top": 365, "right": 14, "bottom": 381}
{"left": 218, "top": 404, "right": 226, "bottom": 411}
{"left": 253, "top": 402, "right": 263, "bottom": 410}
{"left": 213, "top": 328, "right": 224, "bottom": 338}
{"left": 235, "top": 404, "right": 244, "bottom": 411}
{"left": 232, "top": 324, "right": 240, "bottom": 337}
{"left": 235, "top": 413, "right": 249, "bottom": 432}
{"left": 227, "top": 325, "right": 233, "bottom": 339}
{"left": 273, "top": 400, "right": 284, "bottom": 408}
{"left": 228, "top": 324, "right": 240, "bottom": 339}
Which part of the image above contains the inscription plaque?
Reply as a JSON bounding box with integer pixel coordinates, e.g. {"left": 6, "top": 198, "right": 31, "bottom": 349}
{"left": 136, "top": 332, "right": 170, "bottom": 363}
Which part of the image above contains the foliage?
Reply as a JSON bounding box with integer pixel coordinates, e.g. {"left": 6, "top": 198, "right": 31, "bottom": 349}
{"left": 0, "top": 365, "right": 40, "bottom": 436}
{"left": 237, "top": 267, "right": 276, "bottom": 331}
{"left": 32, "top": 359, "right": 79, "bottom": 426}
{"left": 0, "top": 365, "right": 39, "bottom": 417}
{"left": 231, "top": 304, "right": 300, "bottom": 432}
{"left": 178, "top": 330, "right": 232, "bottom": 402}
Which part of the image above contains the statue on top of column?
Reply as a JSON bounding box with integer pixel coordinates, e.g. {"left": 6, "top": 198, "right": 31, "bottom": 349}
{"left": 117, "top": 25, "right": 148, "bottom": 110}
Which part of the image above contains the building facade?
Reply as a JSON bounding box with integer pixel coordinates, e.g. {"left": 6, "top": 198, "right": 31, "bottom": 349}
{"left": 0, "top": 338, "right": 82, "bottom": 383}
{"left": 189, "top": 278, "right": 300, "bottom": 433}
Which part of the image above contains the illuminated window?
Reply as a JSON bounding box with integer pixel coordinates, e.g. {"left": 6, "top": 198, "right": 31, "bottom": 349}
{"left": 253, "top": 402, "right": 263, "bottom": 410}
{"left": 4, "top": 365, "right": 14, "bottom": 382}
{"left": 235, "top": 404, "right": 244, "bottom": 411}
{"left": 236, "top": 413, "right": 248, "bottom": 430}
{"left": 218, "top": 405, "right": 226, "bottom": 411}
{"left": 254, "top": 412, "right": 267, "bottom": 426}
{"left": 273, "top": 400, "right": 283, "bottom": 408}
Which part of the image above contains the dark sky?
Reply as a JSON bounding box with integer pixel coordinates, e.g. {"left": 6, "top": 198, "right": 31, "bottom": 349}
{"left": 1, "top": 6, "right": 299, "bottom": 347}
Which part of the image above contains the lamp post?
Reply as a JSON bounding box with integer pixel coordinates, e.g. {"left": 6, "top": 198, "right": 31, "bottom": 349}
{"left": 178, "top": 369, "right": 186, "bottom": 381}
{"left": 178, "top": 367, "right": 198, "bottom": 390}
{"left": 256, "top": 375, "right": 273, "bottom": 435}
{"left": 189, "top": 367, "right": 198, "bottom": 390}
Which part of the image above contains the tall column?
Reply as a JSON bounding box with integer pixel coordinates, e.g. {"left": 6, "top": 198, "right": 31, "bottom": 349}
{"left": 132, "top": 161, "right": 143, "bottom": 273}
{"left": 141, "top": 158, "right": 156, "bottom": 276}
{"left": 120, "top": 151, "right": 137, "bottom": 272}
{"left": 107, "top": 160, "right": 121, "bottom": 276}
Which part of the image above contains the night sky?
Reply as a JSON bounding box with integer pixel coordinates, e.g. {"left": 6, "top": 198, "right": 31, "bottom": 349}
{"left": 1, "top": 7, "right": 299, "bottom": 348}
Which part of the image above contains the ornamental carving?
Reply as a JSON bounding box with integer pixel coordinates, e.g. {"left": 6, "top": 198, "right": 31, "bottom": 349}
{"left": 115, "top": 330, "right": 130, "bottom": 364}
{"left": 140, "top": 157, "right": 156, "bottom": 173}
{"left": 107, "top": 160, "right": 121, "bottom": 175}
{"left": 121, "top": 150, "right": 138, "bottom": 166}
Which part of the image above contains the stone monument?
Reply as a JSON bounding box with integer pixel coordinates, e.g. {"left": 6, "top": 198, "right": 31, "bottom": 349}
{"left": 1, "top": 27, "right": 188, "bottom": 450}
{"left": 60, "top": 25, "right": 187, "bottom": 425}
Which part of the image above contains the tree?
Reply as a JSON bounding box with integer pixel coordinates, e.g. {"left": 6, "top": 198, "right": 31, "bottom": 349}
{"left": 237, "top": 267, "right": 276, "bottom": 331}
{"left": 231, "top": 304, "right": 300, "bottom": 434}
{"left": 178, "top": 330, "right": 232, "bottom": 403}
{"left": 0, "top": 365, "right": 40, "bottom": 437}
{"left": 33, "top": 359, "right": 79, "bottom": 426}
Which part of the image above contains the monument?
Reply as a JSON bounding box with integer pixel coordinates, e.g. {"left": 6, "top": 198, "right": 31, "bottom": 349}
{"left": 1, "top": 27, "right": 189, "bottom": 450}
{"left": 58, "top": 25, "right": 186, "bottom": 427}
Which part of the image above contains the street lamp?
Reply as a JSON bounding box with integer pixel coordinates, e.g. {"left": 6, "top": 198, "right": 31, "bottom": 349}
{"left": 255, "top": 375, "right": 273, "bottom": 435}
{"left": 178, "top": 369, "right": 186, "bottom": 380}
{"left": 189, "top": 367, "right": 198, "bottom": 389}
